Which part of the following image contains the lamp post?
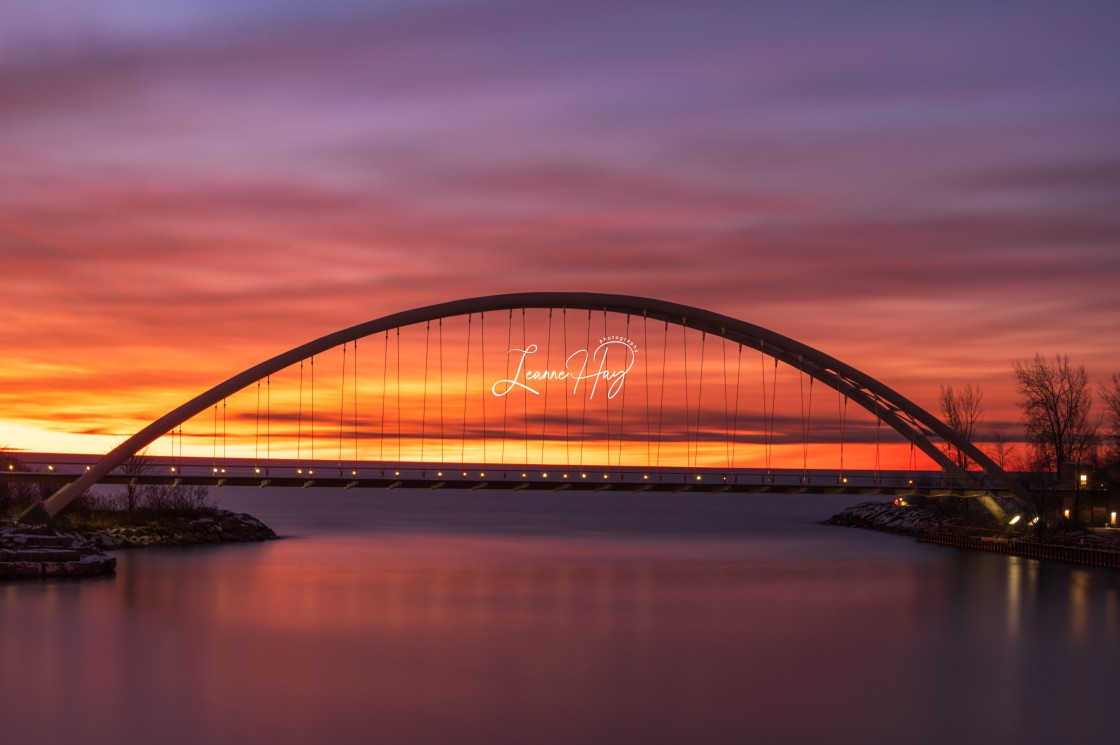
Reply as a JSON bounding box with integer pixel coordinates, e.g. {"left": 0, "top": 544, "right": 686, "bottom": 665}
{"left": 1075, "top": 471, "right": 1087, "bottom": 528}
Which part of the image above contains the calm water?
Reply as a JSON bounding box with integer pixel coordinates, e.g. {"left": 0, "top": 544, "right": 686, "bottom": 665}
{"left": 3, "top": 490, "right": 1118, "bottom": 745}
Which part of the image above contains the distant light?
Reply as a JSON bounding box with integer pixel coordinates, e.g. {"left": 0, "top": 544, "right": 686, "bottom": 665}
{"left": 563, "top": 474, "right": 569, "bottom": 479}
{"left": 643, "top": 474, "right": 649, "bottom": 480}
{"left": 437, "top": 471, "right": 442, "bottom": 477}
{"left": 6, "top": 464, "right": 12, "bottom": 470}
{"left": 1112, "top": 512, "right": 1117, "bottom": 526}
{"left": 221, "top": 468, "right": 227, "bottom": 474}
{"left": 581, "top": 473, "right": 587, "bottom": 478}
{"left": 1009, "top": 515, "right": 1022, "bottom": 525}
{"left": 297, "top": 468, "right": 303, "bottom": 474}
{"left": 85, "top": 466, "right": 91, "bottom": 472}
{"left": 1064, "top": 509, "right": 1071, "bottom": 518}
{"left": 542, "top": 472, "right": 548, "bottom": 478}
{"left": 352, "top": 470, "right": 358, "bottom": 476}
{"left": 47, "top": 464, "right": 54, "bottom": 471}
{"left": 255, "top": 467, "right": 261, "bottom": 474}
{"left": 213, "top": 467, "right": 219, "bottom": 474}
{"left": 603, "top": 474, "right": 609, "bottom": 479}
{"left": 170, "top": 466, "right": 176, "bottom": 473}
{"left": 479, "top": 472, "right": 485, "bottom": 478}
{"left": 462, "top": 471, "right": 468, "bottom": 477}
{"left": 1030, "top": 517, "right": 1040, "bottom": 525}
{"left": 308, "top": 469, "right": 313, "bottom": 475}
{"left": 521, "top": 473, "right": 527, "bottom": 478}
{"left": 394, "top": 470, "right": 400, "bottom": 476}
{"left": 1080, "top": 473, "right": 1088, "bottom": 485}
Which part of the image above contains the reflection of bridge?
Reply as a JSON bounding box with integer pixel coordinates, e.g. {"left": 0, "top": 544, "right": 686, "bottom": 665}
{"left": 18, "top": 293, "right": 1031, "bottom": 523}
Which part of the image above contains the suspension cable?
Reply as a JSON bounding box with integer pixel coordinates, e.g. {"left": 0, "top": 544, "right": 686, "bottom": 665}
{"left": 695, "top": 330, "right": 706, "bottom": 473}
{"left": 339, "top": 342, "right": 347, "bottom": 474}
{"left": 380, "top": 331, "right": 388, "bottom": 467}
{"left": 480, "top": 312, "right": 487, "bottom": 465}
{"left": 563, "top": 308, "right": 570, "bottom": 467}
{"left": 439, "top": 318, "right": 445, "bottom": 465}
{"left": 643, "top": 311, "right": 651, "bottom": 471}
{"left": 421, "top": 322, "right": 430, "bottom": 469}
{"left": 310, "top": 355, "right": 315, "bottom": 470}
{"left": 731, "top": 343, "right": 742, "bottom": 476}
{"left": 541, "top": 308, "right": 553, "bottom": 467}
{"left": 618, "top": 312, "right": 631, "bottom": 473}
{"left": 579, "top": 309, "right": 591, "bottom": 469}
{"left": 602, "top": 309, "right": 610, "bottom": 470}
{"left": 394, "top": 329, "right": 401, "bottom": 464}
{"left": 297, "top": 359, "right": 304, "bottom": 470}
{"left": 681, "top": 320, "right": 690, "bottom": 471}
{"left": 722, "top": 333, "right": 731, "bottom": 471}
{"left": 874, "top": 394, "right": 882, "bottom": 484}
{"left": 212, "top": 403, "right": 218, "bottom": 473}
{"left": 255, "top": 380, "right": 261, "bottom": 471}
{"left": 799, "top": 356, "right": 807, "bottom": 479}
{"left": 656, "top": 321, "right": 668, "bottom": 471}
{"left": 462, "top": 314, "right": 472, "bottom": 464}
{"left": 501, "top": 309, "right": 512, "bottom": 467}
{"left": 838, "top": 383, "right": 848, "bottom": 481}
{"left": 759, "top": 345, "right": 768, "bottom": 473}
{"left": 522, "top": 308, "right": 529, "bottom": 467}
{"left": 353, "top": 339, "right": 359, "bottom": 468}
{"left": 266, "top": 376, "right": 271, "bottom": 476}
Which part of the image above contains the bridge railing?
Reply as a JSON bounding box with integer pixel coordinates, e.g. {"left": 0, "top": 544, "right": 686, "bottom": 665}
{"left": 2, "top": 457, "right": 1011, "bottom": 494}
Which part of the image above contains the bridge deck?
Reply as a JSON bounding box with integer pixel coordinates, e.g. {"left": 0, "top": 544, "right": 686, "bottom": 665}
{"left": 2, "top": 467, "right": 1013, "bottom": 498}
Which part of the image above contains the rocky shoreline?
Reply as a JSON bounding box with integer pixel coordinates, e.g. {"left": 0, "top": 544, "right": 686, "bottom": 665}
{"left": 1, "top": 510, "right": 277, "bottom": 580}
{"left": 827, "top": 501, "right": 1120, "bottom": 567}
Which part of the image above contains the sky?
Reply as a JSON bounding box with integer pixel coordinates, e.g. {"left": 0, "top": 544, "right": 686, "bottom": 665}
{"left": 2, "top": 0, "right": 1118, "bottom": 466}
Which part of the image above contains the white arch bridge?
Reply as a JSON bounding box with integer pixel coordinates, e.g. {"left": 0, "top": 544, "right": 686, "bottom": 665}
{"left": 18, "top": 293, "right": 1031, "bottom": 524}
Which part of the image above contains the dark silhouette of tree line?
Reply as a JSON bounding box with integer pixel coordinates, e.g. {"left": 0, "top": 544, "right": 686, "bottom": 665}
{"left": 941, "top": 353, "right": 1120, "bottom": 481}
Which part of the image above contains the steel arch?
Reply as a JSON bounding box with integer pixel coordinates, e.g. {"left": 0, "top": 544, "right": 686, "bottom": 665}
{"left": 21, "top": 292, "right": 1029, "bottom": 521}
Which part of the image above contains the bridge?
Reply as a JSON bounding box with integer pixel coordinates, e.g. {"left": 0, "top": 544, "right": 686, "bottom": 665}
{"left": 14, "top": 292, "right": 1032, "bottom": 523}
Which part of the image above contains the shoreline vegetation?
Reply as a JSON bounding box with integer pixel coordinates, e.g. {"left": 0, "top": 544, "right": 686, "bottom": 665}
{"left": 2, "top": 471, "right": 278, "bottom": 579}
{"left": 827, "top": 501, "right": 1120, "bottom": 569}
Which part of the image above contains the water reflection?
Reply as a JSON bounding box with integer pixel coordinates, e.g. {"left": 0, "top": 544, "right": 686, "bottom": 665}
{"left": 3, "top": 493, "right": 1119, "bottom": 745}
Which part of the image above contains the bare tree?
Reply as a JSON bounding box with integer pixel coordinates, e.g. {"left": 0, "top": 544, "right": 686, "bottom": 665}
{"left": 1100, "top": 372, "right": 1120, "bottom": 465}
{"left": 939, "top": 382, "right": 984, "bottom": 470}
{"left": 988, "top": 429, "right": 1018, "bottom": 471}
{"left": 121, "top": 448, "right": 157, "bottom": 511}
{"left": 1012, "top": 354, "right": 1098, "bottom": 475}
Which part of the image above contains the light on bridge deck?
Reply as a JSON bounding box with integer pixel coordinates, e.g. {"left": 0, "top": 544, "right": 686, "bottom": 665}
{"left": 1008, "top": 515, "right": 1021, "bottom": 525}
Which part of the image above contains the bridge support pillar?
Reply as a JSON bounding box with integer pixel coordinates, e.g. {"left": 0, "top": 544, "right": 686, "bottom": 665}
{"left": 977, "top": 495, "right": 1009, "bottom": 523}
{"left": 18, "top": 502, "right": 53, "bottom": 526}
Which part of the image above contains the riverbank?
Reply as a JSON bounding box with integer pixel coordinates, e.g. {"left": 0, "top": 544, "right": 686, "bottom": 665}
{"left": 827, "top": 500, "right": 1120, "bottom": 569}
{"left": 1, "top": 509, "right": 277, "bottom": 579}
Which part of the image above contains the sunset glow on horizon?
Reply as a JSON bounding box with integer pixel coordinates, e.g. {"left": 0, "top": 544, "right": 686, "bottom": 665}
{"left": 2, "top": 0, "right": 1118, "bottom": 468}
